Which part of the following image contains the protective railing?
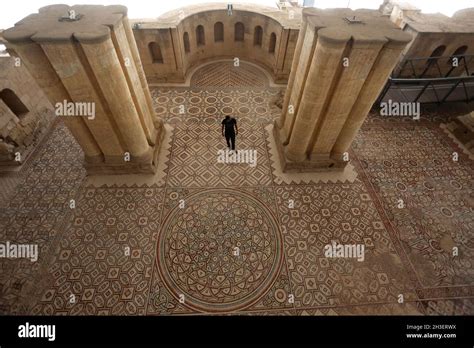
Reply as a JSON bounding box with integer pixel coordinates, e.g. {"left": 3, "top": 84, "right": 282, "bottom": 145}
{"left": 376, "top": 54, "right": 474, "bottom": 105}
{"left": 393, "top": 54, "right": 474, "bottom": 78}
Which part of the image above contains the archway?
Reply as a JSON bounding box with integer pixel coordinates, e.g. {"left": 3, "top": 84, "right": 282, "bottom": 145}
{"left": 0, "top": 88, "right": 29, "bottom": 118}
{"left": 148, "top": 42, "right": 164, "bottom": 64}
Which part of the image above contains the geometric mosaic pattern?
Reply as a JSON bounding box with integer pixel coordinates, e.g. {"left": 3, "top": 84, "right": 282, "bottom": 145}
{"left": 0, "top": 122, "right": 86, "bottom": 314}
{"left": 275, "top": 183, "right": 418, "bottom": 309}
{"left": 0, "top": 61, "right": 473, "bottom": 315}
{"left": 152, "top": 88, "right": 281, "bottom": 125}
{"left": 157, "top": 188, "right": 283, "bottom": 313}
{"left": 191, "top": 61, "right": 268, "bottom": 88}
{"left": 352, "top": 116, "right": 474, "bottom": 292}
{"left": 167, "top": 119, "right": 273, "bottom": 187}
{"left": 29, "top": 187, "right": 163, "bottom": 315}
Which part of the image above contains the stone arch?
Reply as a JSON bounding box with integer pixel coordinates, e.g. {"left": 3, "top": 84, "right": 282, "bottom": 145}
{"left": 429, "top": 45, "right": 447, "bottom": 59}
{"left": 0, "top": 88, "right": 29, "bottom": 118}
{"left": 234, "top": 22, "right": 244, "bottom": 42}
{"left": 214, "top": 22, "right": 224, "bottom": 42}
{"left": 196, "top": 25, "right": 205, "bottom": 46}
{"left": 451, "top": 45, "right": 468, "bottom": 57}
{"left": 148, "top": 3, "right": 297, "bottom": 83}
{"left": 148, "top": 42, "right": 164, "bottom": 63}
{"left": 448, "top": 45, "right": 468, "bottom": 67}
{"left": 421, "top": 45, "right": 446, "bottom": 76}
{"left": 183, "top": 32, "right": 190, "bottom": 53}
{"left": 254, "top": 25, "right": 263, "bottom": 46}
{"left": 269, "top": 32, "right": 276, "bottom": 53}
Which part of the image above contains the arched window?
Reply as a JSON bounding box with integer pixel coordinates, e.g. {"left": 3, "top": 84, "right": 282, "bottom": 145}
{"left": 214, "top": 22, "right": 224, "bottom": 42}
{"left": 269, "top": 32, "right": 276, "bottom": 53}
{"left": 451, "top": 45, "right": 468, "bottom": 58}
{"left": 429, "top": 45, "right": 446, "bottom": 59}
{"left": 234, "top": 22, "right": 244, "bottom": 42}
{"left": 196, "top": 25, "right": 205, "bottom": 46}
{"left": 183, "top": 32, "right": 190, "bottom": 53}
{"left": 0, "top": 89, "right": 29, "bottom": 118}
{"left": 448, "top": 45, "right": 468, "bottom": 66}
{"left": 148, "top": 42, "right": 163, "bottom": 64}
{"left": 254, "top": 26, "right": 263, "bottom": 46}
{"left": 421, "top": 45, "right": 446, "bottom": 77}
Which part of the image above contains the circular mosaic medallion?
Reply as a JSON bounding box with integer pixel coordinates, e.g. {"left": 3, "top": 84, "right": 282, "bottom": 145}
{"left": 205, "top": 106, "right": 218, "bottom": 116}
{"left": 253, "top": 96, "right": 265, "bottom": 104}
{"left": 450, "top": 180, "right": 462, "bottom": 189}
{"left": 255, "top": 106, "right": 267, "bottom": 115}
{"left": 423, "top": 181, "right": 435, "bottom": 190}
{"left": 238, "top": 96, "right": 249, "bottom": 104}
{"left": 441, "top": 207, "right": 453, "bottom": 217}
{"left": 238, "top": 106, "right": 250, "bottom": 114}
{"left": 205, "top": 96, "right": 218, "bottom": 104}
{"left": 154, "top": 106, "right": 166, "bottom": 115}
{"left": 187, "top": 106, "right": 201, "bottom": 115}
{"left": 173, "top": 96, "right": 185, "bottom": 104}
{"left": 189, "top": 96, "right": 202, "bottom": 104}
{"left": 156, "top": 96, "right": 169, "bottom": 104}
{"left": 222, "top": 96, "right": 233, "bottom": 104}
{"left": 157, "top": 189, "right": 283, "bottom": 313}
{"left": 395, "top": 182, "right": 407, "bottom": 191}
{"left": 221, "top": 106, "right": 233, "bottom": 115}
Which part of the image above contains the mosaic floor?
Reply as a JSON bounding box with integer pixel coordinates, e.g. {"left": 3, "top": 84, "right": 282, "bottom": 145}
{"left": 0, "top": 61, "right": 473, "bottom": 315}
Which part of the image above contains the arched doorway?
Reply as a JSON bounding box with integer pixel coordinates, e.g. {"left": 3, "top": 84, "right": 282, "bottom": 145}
{"left": 0, "top": 88, "right": 29, "bottom": 118}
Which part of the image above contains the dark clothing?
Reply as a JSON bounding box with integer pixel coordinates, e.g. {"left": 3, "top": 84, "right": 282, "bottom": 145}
{"left": 222, "top": 117, "right": 237, "bottom": 135}
{"left": 222, "top": 117, "right": 237, "bottom": 150}
{"left": 225, "top": 133, "right": 236, "bottom": 150}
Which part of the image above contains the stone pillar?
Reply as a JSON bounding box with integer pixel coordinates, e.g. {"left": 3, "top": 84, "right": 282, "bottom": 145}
{"left": 274, "top": 8, "right": 411, "bottom": 172}
{"left": 5, "top": 41, "right": 103, "bottom": 163}
{"left": 122, "top": 16, "right": 161, "bottom": 133}
{"left": 3, "top": 4, "right": 164, "bottom": 174}
{"left": 278, "top": 21, "right": 308, "bottom": 140}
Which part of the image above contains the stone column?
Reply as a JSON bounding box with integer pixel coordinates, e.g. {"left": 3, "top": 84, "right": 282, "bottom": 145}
{"left": 3, "top": 4, "right": 164, "bottom": 174}
{"left": 110, "top": 18, "right": 157, "bottom": 146}
{"left": 40, "top": 42, "right": 125, "bottom": 161}
{"left": 285, "top": 29, "right": 348, "bottom": 162}
{"left": 278, "top": 20, "right": 308, "bottom": 140}
{"left": 331, "top": 41, "right": 409, "bottom": 157}
{"left": 274, "top": 8, "right": 411, "bottom": 172}
{"left": 122, "top": 16, "right": 161, "bottom": 133}
{"left": 5, "top": 41, "right": 103, "bottom": 163}
{"left": 79, "top": 35, "right": 151, "bottom": 158}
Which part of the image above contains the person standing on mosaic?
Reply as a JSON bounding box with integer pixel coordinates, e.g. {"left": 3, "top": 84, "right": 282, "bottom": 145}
{"left": 221, "top": 115, "right": 238, "bottom": 151}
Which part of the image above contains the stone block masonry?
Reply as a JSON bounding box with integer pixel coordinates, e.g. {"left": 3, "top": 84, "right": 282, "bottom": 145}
{"left": 0, "top": 56, "right": 55, "bottom": 170}
{"left": 3, "top": 5, "right": 164, "bottom": 174}
{"left": 275, "top": 8, "right": 412, "bottom": 172}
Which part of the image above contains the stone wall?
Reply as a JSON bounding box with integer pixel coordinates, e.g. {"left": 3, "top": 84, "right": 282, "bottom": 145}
{"left": 381, "top": 0, "right": 474, "bottom": 77}
{"left": 132, "top": 3, "right": 301, "bottom": 83}
{"left": 133, "top": 1, "right": 474, "bottom": 83}
{"left": 398, "top": 32, "right": 474, "bottom": 77}
{"left": 0, "top": 56, "right": 54, "bottom": 169}
{"left": 274, "top": 8, "right": 411, "bottom": 172}
{"left": 3, "top": 5, "right": 164, "bottom": 175}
